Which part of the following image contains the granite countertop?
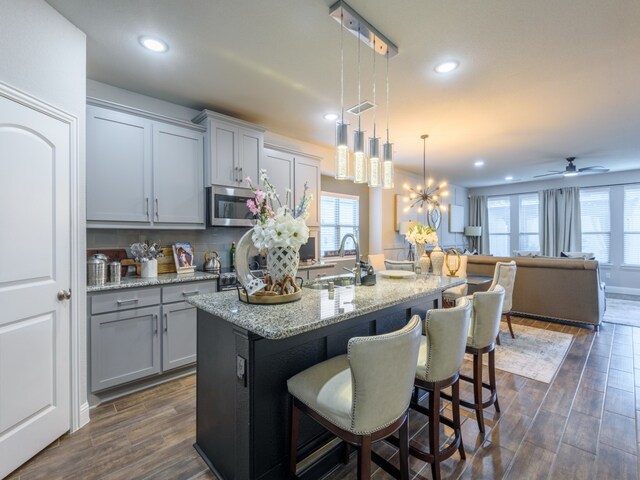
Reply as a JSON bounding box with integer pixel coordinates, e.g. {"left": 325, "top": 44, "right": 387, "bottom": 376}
{"left": 297, "top": 262, "right": 337, "bottom": 271}
{"left": 87, "top": 271, "right": 219, "bottom": 292}
{"left": 187, "top": 275, "right": 465, "bottom": 340}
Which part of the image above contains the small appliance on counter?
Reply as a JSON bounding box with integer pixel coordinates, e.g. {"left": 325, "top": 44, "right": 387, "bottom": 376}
{"left": 87, "top": 254, "right": 107, "bottom": 287}
{"left": 217, "top": 268, "right": 268, "bottom": 292}
{"left": 203, "top": 250, "right": 221, "bottom": 274}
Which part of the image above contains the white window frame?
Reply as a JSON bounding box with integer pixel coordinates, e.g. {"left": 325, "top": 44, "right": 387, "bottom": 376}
{"left": 487, "top": 196, "right": 511, "bottom": 257}
{"left": 320, "top": 191, "right": 360, "bottom": 259}
{"left": 518, "top": 193, "right": 540, "bottom": 252}
{"left": 580, "top": 186, "right": 611, "bottom": 264}
{"left": 623, "top": 184, "right": 640, "bottom": 266}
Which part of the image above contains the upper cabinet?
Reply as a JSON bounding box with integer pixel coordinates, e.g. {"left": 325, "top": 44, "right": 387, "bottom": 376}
{"left": 193, "top": 110, "right": 265, "bottom": 188}
{"left": 86, "top": 102, "right": 205, "bottom": 229}
{"left": 262, "top": 145, "right": 321, "bottom": 227}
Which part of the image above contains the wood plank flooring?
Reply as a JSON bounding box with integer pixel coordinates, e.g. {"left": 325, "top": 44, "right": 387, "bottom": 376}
{"left": 6, "top": 317, "right": 640, "bottom": 480}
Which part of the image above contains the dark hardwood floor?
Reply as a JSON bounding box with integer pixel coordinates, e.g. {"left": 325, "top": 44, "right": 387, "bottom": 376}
{"left": 6, "top": 317, "right": 639, "bottom": 480}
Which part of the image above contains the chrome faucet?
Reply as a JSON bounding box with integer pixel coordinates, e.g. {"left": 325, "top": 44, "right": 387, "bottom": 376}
{"left": 338, "top": 233, "right": 361, "bottom": 285}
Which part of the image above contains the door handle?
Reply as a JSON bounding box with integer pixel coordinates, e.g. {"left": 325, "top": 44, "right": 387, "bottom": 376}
{"left": 181, "top": 290, "right": 200, "bottom": 297}
{"left": 146, "top": 197, "right": 150, "bottom": 221}
{"left": 116, "top": 298, "right": 139, "bottom": 306}
{"left": 57, "top": 289, "right": 71, "bottom": 301}
{"left": 155, "top": 198, "right": 159, "bottom": 221}
{"left": 233, "top": 166, "right": 238, "bottom": 182}
{"left": 154, "top": 314, "right": 159, "bottom": 335}
{"left": 164, "top": 312, "right": 168, "bottom": 333}
{"left": 239, "top": 167, "right": 243, "bottom": 183}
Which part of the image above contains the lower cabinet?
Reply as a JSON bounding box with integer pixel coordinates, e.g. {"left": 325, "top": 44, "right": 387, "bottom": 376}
{"left": 89, "top": 280, "right": 216, "bottom": 393}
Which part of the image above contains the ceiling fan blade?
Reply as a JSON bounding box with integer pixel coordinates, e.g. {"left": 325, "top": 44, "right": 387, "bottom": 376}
{"left": 533, "top": 171, "right": 563, "bottom": 178}
{"left": 579, "top": 166, "right": 609, "bottom": 172}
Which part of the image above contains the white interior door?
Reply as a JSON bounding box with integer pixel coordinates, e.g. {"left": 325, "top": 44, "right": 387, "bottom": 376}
{"left": 0, "top": 93, "right": 71, "bottom": 478}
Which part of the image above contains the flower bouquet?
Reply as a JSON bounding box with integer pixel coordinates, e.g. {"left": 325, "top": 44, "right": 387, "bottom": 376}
{"left": 404, "top": 223, "right": 438, "bottom": 273}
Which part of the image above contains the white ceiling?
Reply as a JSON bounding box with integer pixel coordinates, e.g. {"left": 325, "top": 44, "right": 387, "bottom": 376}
{"left": 47, "top": 0, "right": 640, "bottom": 187}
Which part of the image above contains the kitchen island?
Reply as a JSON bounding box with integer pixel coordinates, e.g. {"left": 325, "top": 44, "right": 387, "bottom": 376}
{"left": 187, "top": 274, "right": 464, "bottom": 480}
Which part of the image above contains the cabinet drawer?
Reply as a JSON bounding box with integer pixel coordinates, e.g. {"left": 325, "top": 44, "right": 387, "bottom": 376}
{"left": 91, "top": 288, "right": 161, "bottom": 315}
{"left": 162, "top": 281, "right": 217, "bottom": 303}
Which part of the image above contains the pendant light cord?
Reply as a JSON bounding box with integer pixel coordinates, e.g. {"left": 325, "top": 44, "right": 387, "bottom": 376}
{"left": 357, "top": 24, "right": 361, "bottom": 131}
{"left": 386, "top": 51, "right": 390, "bottom": 143}
{"left": 372, "top": 38, "right": 376, "bottom": 138}
{"left": 340, "top": 10, "right": 344, "bottom": 125}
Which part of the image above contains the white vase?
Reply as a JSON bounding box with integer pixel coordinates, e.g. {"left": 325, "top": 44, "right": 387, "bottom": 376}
{"left": 415, "top": 243, "right": 431, "bottom": 274}
{"left": 141, "top": 258, "right": 158, "bottom": 278}
{"left": 267, "top": 247, "right": 300, "bottom": 283}
{"left": 430, "top": 245, "right": 445, "bottom": 276}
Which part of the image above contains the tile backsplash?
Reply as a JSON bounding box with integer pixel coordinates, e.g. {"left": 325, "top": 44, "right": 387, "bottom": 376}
{"left": 87, "top": 227, "right": 250, "bottom": 271}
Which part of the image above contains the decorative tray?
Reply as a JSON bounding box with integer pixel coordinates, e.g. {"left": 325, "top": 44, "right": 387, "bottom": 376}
{"left": 238, "top": 288, "right": 302, "bottom": 305}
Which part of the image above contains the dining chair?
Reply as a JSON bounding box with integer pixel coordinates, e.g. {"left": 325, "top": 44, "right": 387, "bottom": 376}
{"left": 384, "top": 259, "right": 415, "bottom": 272}
{"left": 287, "top": 316, "right": 422, "bottom": 479}
{"left": 488, "top": 261, "right": 517, "bottom": 339}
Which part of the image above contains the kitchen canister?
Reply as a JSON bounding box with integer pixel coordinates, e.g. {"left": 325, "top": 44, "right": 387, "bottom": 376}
{"left": 108, "top": 261, "right": 121, "bottom": 284}
{"left": 87, "top": 256, "right": 106, "bottom": 286}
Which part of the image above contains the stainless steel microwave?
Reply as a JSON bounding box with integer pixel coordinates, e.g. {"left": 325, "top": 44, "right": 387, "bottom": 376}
{"left": 207, "top": 186, "right": 255, "bottom": 227}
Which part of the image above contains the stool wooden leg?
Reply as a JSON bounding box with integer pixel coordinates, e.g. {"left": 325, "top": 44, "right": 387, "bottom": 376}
{"left": 489, "top": 348, "right": 500, "bottom": 413}
{"left": 429, "top": 386, "right": 441, "bottom": 480}
{"left": 506, "top": 313, "right": 515, "bottom": 339}
{"left": 496, "top": 334, "right": 501, "bottom": 346}
{"left": 399, "top": 415, "right": 410, "bottom": 480}
{"left": 473, "top": 353, "right": 485, "bottom": 434}
{"left": 451, "top": 379, "right": 466, "bottom": 460}
{"left": 289, "top": 401, "right": 300, "bottom": 479}
{"left": 357, "top": 436, "right": 372, "bottom": 479}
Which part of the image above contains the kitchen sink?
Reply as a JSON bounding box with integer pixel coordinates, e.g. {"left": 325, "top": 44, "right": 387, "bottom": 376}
{"left": 302, "top": 275, "right": 356, "bottom": 290}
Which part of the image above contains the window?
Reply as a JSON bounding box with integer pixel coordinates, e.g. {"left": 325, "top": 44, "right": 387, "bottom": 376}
{"left": 488, "top": 196, "right": 510, "bottom": 256}
{"left": 580, "top": 187, "right": 610, "bottom": 263}
{"left": 519, "top": 193, "right": 540, "bottom": 251}
{"left": 624, "top": 184, "right": 640, "bottom": 265}
{"left": 320, "top": 192, "right": 359, "bottom": 257}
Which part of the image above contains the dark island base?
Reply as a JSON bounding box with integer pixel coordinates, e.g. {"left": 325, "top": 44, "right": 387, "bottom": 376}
{"left": 194, "top": 294, "right": 439, "bottom": 479}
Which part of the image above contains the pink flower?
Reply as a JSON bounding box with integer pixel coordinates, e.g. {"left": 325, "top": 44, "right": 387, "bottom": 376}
{"left": 246, "top": 199, "right": 259, "bottom": 215}
{"left": 255, "top": 189, "right": 266, "bottom": 203}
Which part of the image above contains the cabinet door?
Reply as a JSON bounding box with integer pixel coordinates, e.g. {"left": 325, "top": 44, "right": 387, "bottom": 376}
{"left": 153, "top": 123, "right": 205, "bottom": 226}
{"left": 262, "top": 148, "right": 294, "bottom": 208}
{"left": 210, "top": 121, "right": 238, "bottom": 187}
{"left": 162, "top": 302, "right": 197, "bottom": 371}
{"left": 238, "top": 128, "right": 262, "bottom": 187}
{"left": 294, "top": 156, "right": 321, "bottom": 226}
{"left": 90, "top": 306, "right": 161, "bottom": 392}
{"left": 87, "top": 105, "right": 152, "bottom": 224}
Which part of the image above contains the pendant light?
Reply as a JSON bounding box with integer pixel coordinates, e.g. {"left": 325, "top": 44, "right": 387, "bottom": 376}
{"left": 353, "top": 25, "right": 368, "bottom": 184}
{"left": 403, "top": 134, "right": 449, "bottom": 212}
{"left": 382, "top": 51, "right": 394, "bottom": 189}
{"left": 335, "top": 9, "right": 349, "bottom": 180}
{"left": 368, "top": 38, "right": 381, "bottom": 187}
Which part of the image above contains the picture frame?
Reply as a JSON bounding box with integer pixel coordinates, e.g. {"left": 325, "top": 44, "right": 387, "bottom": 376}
{"left": 448, "top": 205, "right": 464, "bottom": 233}
{"left": 172, "top": 242, "right": 196, "bottom": 273}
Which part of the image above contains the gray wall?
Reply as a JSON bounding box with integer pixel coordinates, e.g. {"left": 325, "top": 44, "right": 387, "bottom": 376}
{"left": 468, "top": 169, "right": 640, "bottom": 294}
{"left": 0, "top": 0, "right": 88, "bottom": 421}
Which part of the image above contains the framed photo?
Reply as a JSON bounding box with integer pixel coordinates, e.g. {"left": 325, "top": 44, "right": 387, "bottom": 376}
{"left": 173, "top": 242, "right": 195, "bottom": 273}
{"left": 448, "top": 205, "right": 464, "bottom": 233}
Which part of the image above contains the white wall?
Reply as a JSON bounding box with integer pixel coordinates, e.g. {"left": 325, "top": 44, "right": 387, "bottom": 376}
{"left": 0, "top": 0, "right": 88, "bottom": 424}
{"left": 469, "top": 169, "right": 640, "bottom": 294}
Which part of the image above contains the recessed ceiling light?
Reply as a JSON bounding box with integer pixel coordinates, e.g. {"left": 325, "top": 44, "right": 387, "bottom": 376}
{"left": 323, "top": 113, "right": 339, "bottom": 121}
{"left": 434, "top": 61, "right": 459, "bottom": 74}
{"left": 505, "top": 176, "right": 514, "bottom": 181}
{"left": 139, "top": 36, "right": 169, "bottom": 53}
{"left": 474, "top": 160, "right": 485, "bottom": 167}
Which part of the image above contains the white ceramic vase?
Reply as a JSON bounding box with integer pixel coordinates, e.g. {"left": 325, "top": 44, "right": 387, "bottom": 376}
{"left": 430, "top": 245, "right": 445, "bottom": 276}
{"left": 267, "top": 247, "right": 300, "bottom": 283}
{"left": 140, "top": 258, "right": 158, "bottom": 278}
{"left": 414, "top": 243, "right": 431, "bottom": 274}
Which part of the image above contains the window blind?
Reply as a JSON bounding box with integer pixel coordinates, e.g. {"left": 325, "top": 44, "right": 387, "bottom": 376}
{"left": 518, "top": 193, "right": 540, "bottom": 251}
{"left": 624, "top": 184, "right": 640, "bottom": 265}
{"left": 580, "top": 187, "right": 610, "bottom": 263}
{"left": 488, "top": 196, "right": 510, "bottom": 256}
{"left": 320, "top": 193, "right": 359, "bottom": 257}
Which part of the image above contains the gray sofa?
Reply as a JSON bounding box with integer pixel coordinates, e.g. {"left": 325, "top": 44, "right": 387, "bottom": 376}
{"left": 466, "top": 255, "right": 605, "bottom": 330}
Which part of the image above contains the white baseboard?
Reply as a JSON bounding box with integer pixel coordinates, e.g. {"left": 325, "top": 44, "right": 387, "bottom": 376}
{"left": 78, "top": 402, "right": 90, "bottom": 430}
{"left": 606, "top": 285, "right": 640, "bottom": 296}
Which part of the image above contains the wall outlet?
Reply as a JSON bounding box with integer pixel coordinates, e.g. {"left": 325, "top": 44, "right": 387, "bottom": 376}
{"left": 236, "top": 355, "right": 247, "bottom": 386}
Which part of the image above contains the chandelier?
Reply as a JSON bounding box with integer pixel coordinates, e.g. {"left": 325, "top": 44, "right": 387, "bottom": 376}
{"left": 404, "top": 134, "right": 449, "bottom": 213}
{"left": 330, "top": 1, "right": 397, "bottom": 189}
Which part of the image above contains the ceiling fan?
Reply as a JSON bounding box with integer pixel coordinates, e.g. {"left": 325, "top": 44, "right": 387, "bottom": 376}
{"left": 534, "top": 157, "right": 609, "bottom": 178}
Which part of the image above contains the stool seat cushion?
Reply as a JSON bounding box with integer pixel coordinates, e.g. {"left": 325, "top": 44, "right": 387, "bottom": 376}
{"left": 287, "top": 354, "right": 353, "bottom": 432}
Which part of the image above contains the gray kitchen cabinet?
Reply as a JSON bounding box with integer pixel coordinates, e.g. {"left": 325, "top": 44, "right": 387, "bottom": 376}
{"left": 86, "top": 105, "right": 152, "bottom": 224}
{"left": 86, "top": 101, "right": 205, "bottom": 229}
{"left": 153, "top": 122, "right": 204, "bottom": 225}
{"left": 294, "top": 155, "right": 321, "bottom": 226}
{"left": 193, "top": 110, "right": 264, "bottom": 188}
{"left": 89, "top": 280, "right": 217, "bottom": 392}
{"left": 262, "top": 148, "right": 294, "bottom": 208}
{"left": 90, "top": 305, "right": 161, "bottom": 392}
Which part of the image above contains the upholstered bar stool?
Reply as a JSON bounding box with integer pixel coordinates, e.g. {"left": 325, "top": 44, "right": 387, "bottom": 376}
{"left": 442, "top": 254, "right": 469, "bottom": 307}
{"left": 287, "top": 316, "right": 422, "bottom": 480}
{"left": 409, "top": 298, "right": 472, "bottom": 480}
{"left": 446, "top": 286, "right": 505, "bottom": 435}
{"left": 489, "top": 261, "right": 517, "bottom": 340}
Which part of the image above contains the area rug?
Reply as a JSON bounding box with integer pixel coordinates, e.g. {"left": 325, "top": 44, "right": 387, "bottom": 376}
{"left": 467, "top": 324, "right": 573, "bottom": 383}
{"left": 603, "top": 297, "right": 640, "bottom": 328}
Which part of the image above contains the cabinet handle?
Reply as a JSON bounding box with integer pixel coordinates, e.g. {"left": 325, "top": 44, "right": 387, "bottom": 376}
{"left": 154, "top": 314, "right": 158, "bottom": 335}
{"left": 233, "top": 166, "right": 237, "bottom": 182}
{"left": 155, "top": 198, "right": 159, "bottom": 221}
{"left": 146, "top": 198, "right": 150, "bottom": 221}
{"left": 117, "top": 298, "right": 139, "bottom": 306}
{"left": 239, "top": 167, "right": 243, "bottom": 182}
{"left": 164, "top": 312, "right": 168, "bottom": 333}
{"left": 181, "top": 290, "right": 200, "bottom": 297}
